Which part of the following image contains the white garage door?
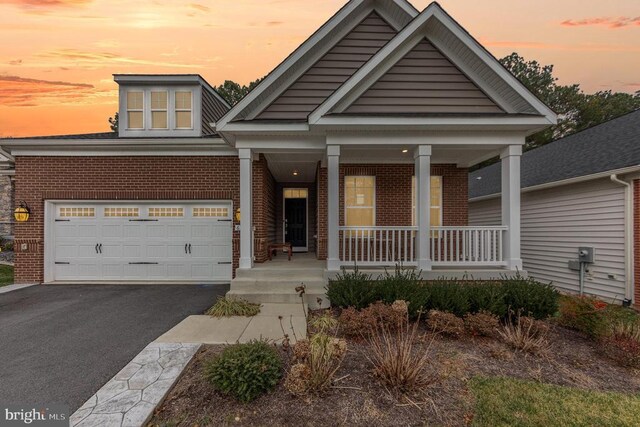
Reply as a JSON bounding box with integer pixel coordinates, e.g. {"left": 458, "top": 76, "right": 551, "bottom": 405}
{"left": 48, "top": 202, "right": 233, "bottom": 283}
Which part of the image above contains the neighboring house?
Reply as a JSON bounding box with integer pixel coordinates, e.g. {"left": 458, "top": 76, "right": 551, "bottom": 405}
{"left": 0, "top": 153, "right": 15, "bottom": 239}
{"left": 0, "top": 1, "right": 556, "bottom": 292}
{"left": 469, "top": 110, "right": 640, "bottom": 306}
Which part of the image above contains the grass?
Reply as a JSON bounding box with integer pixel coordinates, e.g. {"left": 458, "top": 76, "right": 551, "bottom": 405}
{"left": 205, "top": 297, "right": 260, "bottom": 317}
{"left": 0, "top": 265, "right": 13, "bottom": 287}
{"left": 470, "top": 376, "right": 640, "bottom": 427}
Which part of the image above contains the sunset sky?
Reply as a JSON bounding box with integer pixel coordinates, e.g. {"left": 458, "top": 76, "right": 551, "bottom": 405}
{"left": 0, "top": 0, "right": 638, "bottom": 137}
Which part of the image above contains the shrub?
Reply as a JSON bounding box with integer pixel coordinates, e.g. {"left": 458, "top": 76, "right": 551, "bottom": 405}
{"left": 427, "top": 280, "right": 471, "bottom": 317}
{"left": 308, "top": 311, "right": 338, "bottom": 335}
{"left": 206, "top": 297, "right": 260, "bottom": 317}
{"left": 498, "top": 314, "right": 550, "bottom": 354}
{"left": 284, "top": 333, "right": 347, "bottom": 395}
{"left": 557, "top": 295, "right": 610, "bottom": 337}
{"left": 326, "top": 268, "right": 375, "bottom": 309}
{"left": 466, "top": 282, "right": 507, "bottom": 317}
{"left": 464, "top": 311, "right": 500, "bottom": 337}
{"left": 599, "top": 319, "right": 640, "bottom": 368}
{"left": 205, "top": 340, "right": 282, "bottom": 402}
{"left": 502, "top": 276, "right": 559, "bottom": 319}
{"left": 338, "top": 302, "right": 407, "bottom": 337}
{"left": 375, "top": 266, "right": 430, "bottom": 317}
{"left": 427, "top": 310, "right": 465, "bottom": 337}
{"left": 366, "top": 318, "right": 433, "bottom": 393}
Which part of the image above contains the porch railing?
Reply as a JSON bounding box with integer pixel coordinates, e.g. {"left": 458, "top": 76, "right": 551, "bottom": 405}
{"left": 338, "top": 226, "right": 508, "bottom": 267}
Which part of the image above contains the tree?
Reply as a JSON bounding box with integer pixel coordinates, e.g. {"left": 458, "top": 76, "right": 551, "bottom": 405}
{"left": 108, "top": 112, "right": 119, "bottom": 132}
{"left": 215, "top": 78, "right": 263, "bottom": 106}
{"left": 499, "top": 53, "right": 640, "bottom": 152}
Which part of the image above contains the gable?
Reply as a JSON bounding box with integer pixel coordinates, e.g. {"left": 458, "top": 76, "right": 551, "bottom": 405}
{"left": 255, "top": 12, "right": 398, "bottom": 121}
{"left": 343, "top": 38, "right": 503, "bottom": 115}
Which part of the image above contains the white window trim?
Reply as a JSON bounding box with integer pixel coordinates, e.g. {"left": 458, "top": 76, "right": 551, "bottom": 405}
{"left": 150, "top": 91, "right": 169, "bottom": 130}
{"left": 126, "top": 91, "right": 144, "bottom": 130}
{"left": 412, "top": 176, "right": 443, "bottom": 227}
{"left": 175, "top": 91, "right": 194, "bottom": 130}
{"left": 344, "top": 175, "right": 376, "bottom": 227}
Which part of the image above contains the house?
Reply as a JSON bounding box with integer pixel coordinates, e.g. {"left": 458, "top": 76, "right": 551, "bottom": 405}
{"left": 0, "top": 1, "right": 557, "bottom": 305}
{"left": 0, "top": 152, "right": 14, "bottom": 239}
{"left": 469, "top": 110, "right": 640, "bottom": 307}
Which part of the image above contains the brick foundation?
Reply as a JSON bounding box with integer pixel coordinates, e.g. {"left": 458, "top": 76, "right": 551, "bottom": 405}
{"left": 316, "top": 163, "right": 469, "bottom": 260}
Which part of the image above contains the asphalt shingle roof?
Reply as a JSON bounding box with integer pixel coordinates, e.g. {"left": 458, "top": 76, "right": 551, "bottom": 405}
{"left": 469, "top": 109, "right": 640, "bottom": 199}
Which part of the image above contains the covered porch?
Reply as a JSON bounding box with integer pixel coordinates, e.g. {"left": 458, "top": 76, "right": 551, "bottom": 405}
{"left": 237, "top": 140, "right": 523, "bottom": 277}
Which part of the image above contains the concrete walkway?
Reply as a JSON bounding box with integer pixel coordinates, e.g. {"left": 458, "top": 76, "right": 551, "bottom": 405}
{"left": 156, "top": 303, "right": 308, "bottom": 344}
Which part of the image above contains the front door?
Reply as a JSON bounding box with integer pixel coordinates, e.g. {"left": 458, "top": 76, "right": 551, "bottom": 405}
{"left": 284, "top": 196, "right": 307, "bottom": 251}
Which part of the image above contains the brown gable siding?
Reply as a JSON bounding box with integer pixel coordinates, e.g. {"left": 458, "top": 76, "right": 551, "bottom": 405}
{"left": 255, "top": 12, "right": 397, "bottom": 121}
{"left": 202, "top": 89, "right": 229, "bottom": 135}
{"left": 344, "top": 38, "right": 504, "bottom": 115}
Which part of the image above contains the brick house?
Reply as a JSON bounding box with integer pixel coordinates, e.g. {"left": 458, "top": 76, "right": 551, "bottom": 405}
{"left": 0, "top": 1, "right": 557, "bottom": 303}
{"left": 470, "top": 110, "right": 640, "bottom": 307}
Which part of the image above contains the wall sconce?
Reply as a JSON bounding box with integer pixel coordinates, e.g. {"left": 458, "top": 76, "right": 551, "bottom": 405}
{"left": 235, "top": 208, "right": 241, "bottom": 222}
{"left": 14, "top": 201, "right": 31, "bottom": 223}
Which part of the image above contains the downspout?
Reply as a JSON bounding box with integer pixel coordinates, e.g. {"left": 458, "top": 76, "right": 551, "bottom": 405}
{"left": 610, "top": 174, "right": 634, "bottom": 305}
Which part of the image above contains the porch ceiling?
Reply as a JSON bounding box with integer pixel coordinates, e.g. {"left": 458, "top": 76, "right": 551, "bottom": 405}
{"left": 264, "top": 152, "right": 323, "bottom": 183}
{"left": 340, "top": 145, "right": 503, "bottom": 168}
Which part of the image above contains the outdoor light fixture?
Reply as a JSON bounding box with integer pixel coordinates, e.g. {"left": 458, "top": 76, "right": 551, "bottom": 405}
{"left": 293, "top": 170, "right": 299, "bottom": 176}
{"left": 235, "top": 208, "right": 241, "bottom": 222}
{"left": 14, "top": 201, "right": 31, "bottom": 223}
{"left": 402, "top": 149, "right": 409, "bottom": 153}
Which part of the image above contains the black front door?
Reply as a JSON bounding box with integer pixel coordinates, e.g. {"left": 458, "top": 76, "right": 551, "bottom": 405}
{"left": 285, "top": 198, "right": 307, "bottom": 248}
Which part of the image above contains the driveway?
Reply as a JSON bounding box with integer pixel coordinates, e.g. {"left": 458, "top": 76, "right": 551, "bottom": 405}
{"left": 0, "top": 284, "right": 227, "bottom": 411}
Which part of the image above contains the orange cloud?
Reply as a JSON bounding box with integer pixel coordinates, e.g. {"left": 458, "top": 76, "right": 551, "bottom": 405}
{"left": 561, "top": 17, "right": 640, "bottom": 28}
{"left": 38, "top": 49, "right": 204, "bottom": 68}
{"left": 188, "top": 3, "right": 209, "bottom": 12}
{"left": 0, "top": 0, "right": 92, "bottom": 7}
{"left": 0, "top": 74, "right": 94, "bottom": 107}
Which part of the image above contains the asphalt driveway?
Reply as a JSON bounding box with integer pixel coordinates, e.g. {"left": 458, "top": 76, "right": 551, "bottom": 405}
{"left": 0, "top": 284, "right": 227, "bottom": 411}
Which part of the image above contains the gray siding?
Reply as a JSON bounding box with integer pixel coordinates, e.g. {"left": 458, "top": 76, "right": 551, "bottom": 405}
{"left": 256, "top": 12, "right": 397, "bottom": 120}
{"left": 469, "top": 179, "right": 628, "bottom": 301}
{"left": 344, "top": 38, "right": 503, "bottom": 114}
{"left": 202, "top": 89, "right": 230, "bottom": 135}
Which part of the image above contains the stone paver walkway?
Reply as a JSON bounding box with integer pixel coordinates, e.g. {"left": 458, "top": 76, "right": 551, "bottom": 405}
{"left": 155, "top": 302, "right": 308, "bottom": 345}
{"left": 69, "top": 342, "right": 200, "bottom": 427}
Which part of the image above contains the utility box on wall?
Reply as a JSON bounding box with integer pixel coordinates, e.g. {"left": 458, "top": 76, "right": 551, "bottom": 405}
{"left": 578, "top": 247, "right": 595, "bottom": 264}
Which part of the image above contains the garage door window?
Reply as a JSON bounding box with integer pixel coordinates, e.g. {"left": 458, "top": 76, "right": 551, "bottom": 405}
{"left": 193, "top": 207, "right": 229, "bottom": 218}
{"left": 104, "top": 207, "right": 139, "bottom": 218}
{"left": 59, "top": 207, "right": 95, "bottom": 218}
{"left": 148, "top": 207, "right": 184, "bottom": 217}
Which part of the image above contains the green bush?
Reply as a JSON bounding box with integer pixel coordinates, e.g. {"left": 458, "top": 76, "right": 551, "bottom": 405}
{"left": 326, "top": 268, "right": 375, "bottom": 310}
{"left": 502, "top": 275, "right": 559, "bottom": 319}
{"left": 205, "top": 340, "right": 282, "bottom": 402}
{"left": 327, "top": 266, "right": 560, "bottom": 320}
{"left": 206, "top": 296, "right": 261, "bottom": 317}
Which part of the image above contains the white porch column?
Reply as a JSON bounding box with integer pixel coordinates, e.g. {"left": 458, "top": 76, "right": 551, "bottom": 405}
{"left": 327, "top": 145, "right": 341, "bottom": 271}
{"left": 415, "top": 145, "right": 432, "bottom": 271}
{"left": 239, "top": 148, "right": 253, "bottom": 269}
{"left": 501, "top": 145, "right": 523, "bottom": 270}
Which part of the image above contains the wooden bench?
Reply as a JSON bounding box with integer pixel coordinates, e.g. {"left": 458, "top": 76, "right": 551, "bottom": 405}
{"left": 268, "top": 243, "right": 293, "bottom": 261}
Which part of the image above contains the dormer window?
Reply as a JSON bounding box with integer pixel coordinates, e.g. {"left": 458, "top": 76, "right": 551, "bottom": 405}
{"left": 175, "top": 91, "right": 193, "bottom": 129}
{"left": 127, "top": 91, "right": 144, "bottom": 129}
{"left": 151, "top": 91, "right": 168, "bottom": 129}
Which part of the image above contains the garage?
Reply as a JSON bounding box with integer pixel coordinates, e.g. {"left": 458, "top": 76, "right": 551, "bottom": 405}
{"left": 44, "top": 201, "right": 233, "bottom": 283}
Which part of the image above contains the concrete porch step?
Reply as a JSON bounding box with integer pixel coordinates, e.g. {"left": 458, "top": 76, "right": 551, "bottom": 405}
{"left": 235, "top": 267, "right": 325, "bottom": 280}
{"left": 230, "top": 278, "right": 326, "bottom": 291}
{"left": 227, "top": 289, "right": 328, "bottom": 310}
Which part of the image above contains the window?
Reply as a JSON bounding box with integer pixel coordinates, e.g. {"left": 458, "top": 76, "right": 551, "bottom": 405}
{"left": 411, "top": 176, "right": 443, "bottom": 228}
{"left": 148, "top": 207, "right": 184, "bottom": 217}
{"left": 150, "top": 91, "right": 168, "bottom": 129}
{"left": 193, "top": 207, "right": 229, "bottom": 218}
{"left": 126, "top": 91, "right": 144, "bottom": 129}
{"left": 284, "top": 188, "right": 308, "bottom": 199}
{"left": 345, "top": 176, "right": 375, "bottom": 227}
{"left": 59, "top": 207, "right": 95, "bottom": 218}
{"left": 104, "top": 207, "right": 139, "bottom": 218}
{"left": 175, "top": 91, "right": 192, "bottom": 129}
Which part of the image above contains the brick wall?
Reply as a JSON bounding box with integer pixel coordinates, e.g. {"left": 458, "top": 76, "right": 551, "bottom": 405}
{"left": 634, "top": 179, "right": 639, "bottom": 307}
{"left": 253, "top": 155, "right": 277, "bottom": 263}
{"left": 13, "top": 156, "right": 245, "bottom": 283}
{"left": 316, "top": 163, "right": 469, "bottom": 259}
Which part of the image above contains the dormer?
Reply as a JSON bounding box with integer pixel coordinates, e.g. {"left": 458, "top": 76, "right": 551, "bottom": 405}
{"left": 114, "top": 74, "right": 230, "bottom": 138}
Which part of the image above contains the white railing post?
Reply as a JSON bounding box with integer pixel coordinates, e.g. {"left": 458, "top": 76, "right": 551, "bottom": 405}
{"left": 414, "top": 145, "right": 432, "bottom": 271}
{"left": 327, "top": 145, "right": 341, "bottom": 271}
{"left": 239, "top": 148, "right": 253, "bottom": 269}
{"left": 502, "top": 145, "right": 523, "bottom": 271}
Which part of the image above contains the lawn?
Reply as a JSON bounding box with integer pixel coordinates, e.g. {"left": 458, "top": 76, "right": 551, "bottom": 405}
{"left": 0, "top": 265, "right": 13, "bottom": 286}
{"left": 471, "top": 376, "right": 640, "bottom": 427}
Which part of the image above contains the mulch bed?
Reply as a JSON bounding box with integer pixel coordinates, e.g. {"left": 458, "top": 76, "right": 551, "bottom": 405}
{"left": 148, "top": 322, "right": 640, "bottom": 427}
